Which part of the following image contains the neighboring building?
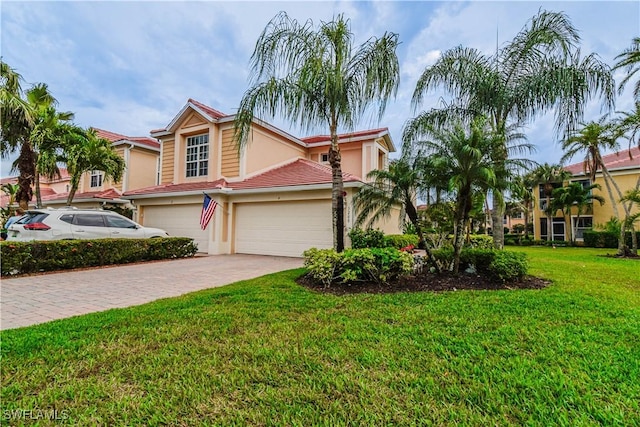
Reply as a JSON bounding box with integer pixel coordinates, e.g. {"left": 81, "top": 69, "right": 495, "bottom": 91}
{"left": 1, "top": 130, "right": 160, "bottom": 210}
{"left": 123, "top": 98, "right": 401, "bottom": 256}
{"left": 532, "top": 147, "right": 640, "bottom": 242}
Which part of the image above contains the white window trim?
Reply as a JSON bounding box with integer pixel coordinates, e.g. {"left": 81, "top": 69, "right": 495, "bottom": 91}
{"left": 90, "top": 171, "right": 104, "bottom": 188}
{"left": 186, "top": 134, "right": 209, "bottom": 178}
{"left": 571, "top": 215, "right": 593, "bottom": 242}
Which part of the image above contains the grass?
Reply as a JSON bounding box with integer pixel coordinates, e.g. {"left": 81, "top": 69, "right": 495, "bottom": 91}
{"left": 1, "top": 247, "right": 639, "bottom": 425}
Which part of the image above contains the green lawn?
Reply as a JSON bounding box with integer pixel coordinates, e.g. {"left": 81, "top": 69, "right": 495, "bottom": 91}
{"left": 2, "top": 247, "right": 639, "bottom": 425}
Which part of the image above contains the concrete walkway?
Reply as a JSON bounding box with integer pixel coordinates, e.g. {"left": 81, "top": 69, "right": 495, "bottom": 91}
{"left": 0, "top": 254, "right": 302, "bottom": 330}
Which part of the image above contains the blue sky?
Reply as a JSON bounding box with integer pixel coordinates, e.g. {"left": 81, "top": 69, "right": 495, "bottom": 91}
{"left": 1, "top": 1, "right": 638, "bottom": 177}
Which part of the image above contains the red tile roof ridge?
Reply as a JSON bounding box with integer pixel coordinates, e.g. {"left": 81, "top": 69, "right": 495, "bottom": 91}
{"left": 123, "top": 179, "right": 229, "bottom": 196}
{"left": 188, "top": 98, "right": 227, "bottom": 119}
{"left": 301, "top": 128, "right": 388, "bottom": 144}
{"left": 93, "top": 127, "right": 129, "bottom": 142}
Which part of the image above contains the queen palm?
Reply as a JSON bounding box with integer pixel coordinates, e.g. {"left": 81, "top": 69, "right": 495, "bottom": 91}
{"left": 614, "top": 37, "right": 640, "bottom": 100}
{"left": 234, "top": 12, "right": 399, "bottom": 252}
{"left": 532, "top": 164, "right": 571, "bottom": 242}
{"left": 63, "top": 127, "right": 125, "bottom": 205}
{"left": 560, "top": 118, "right": 635, "bottom": 254}
{"left": 405, "top": 9, "right": 615, "bottom": 250}
{"left": 620, "top": 188, "right": 640, "bottom": 255}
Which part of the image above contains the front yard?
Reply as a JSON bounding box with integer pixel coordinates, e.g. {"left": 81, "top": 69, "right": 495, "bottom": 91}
{"left": 1, "top": 247, "right": 639, "bottom": 425}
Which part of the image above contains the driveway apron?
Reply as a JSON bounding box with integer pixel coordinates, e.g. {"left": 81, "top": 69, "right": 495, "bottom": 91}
{"left": 0, "top": 254, "right": 302, "bottom": 330}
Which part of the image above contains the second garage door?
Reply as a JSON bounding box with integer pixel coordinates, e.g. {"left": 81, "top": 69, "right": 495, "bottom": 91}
{"left": 235, "top": 200, "right": 332, "bottom": 257}
{"left": 142, "top": 204, "right": 209, "bottom": 252}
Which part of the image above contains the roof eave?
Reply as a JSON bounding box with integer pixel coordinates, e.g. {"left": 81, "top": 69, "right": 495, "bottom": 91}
{"left": 123, "top": 181, "right": 363, "bottom": 199}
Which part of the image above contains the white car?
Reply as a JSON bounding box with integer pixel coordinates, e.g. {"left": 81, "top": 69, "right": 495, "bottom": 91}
{"left": 6, "top": 208, "right": 169, "bottom": 241}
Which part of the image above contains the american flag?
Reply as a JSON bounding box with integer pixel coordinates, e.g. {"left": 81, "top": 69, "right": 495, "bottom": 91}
{"left": 200, "top": 194, "right": 218, "bottom": 230}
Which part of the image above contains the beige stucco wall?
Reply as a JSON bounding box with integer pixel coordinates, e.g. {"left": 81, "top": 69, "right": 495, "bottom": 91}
{"left": 127, "top": 148, "right": 159, "bottom": 190}
{"left": 242, "top": 125, "right": 307, "bottom": 176}
{"left": 532, "top": 169, "right": 640, "bottom": 240}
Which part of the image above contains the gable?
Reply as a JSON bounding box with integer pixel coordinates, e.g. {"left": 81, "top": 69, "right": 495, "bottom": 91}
{"left": 181, "top": 112, "right": 208, "bottom": 129}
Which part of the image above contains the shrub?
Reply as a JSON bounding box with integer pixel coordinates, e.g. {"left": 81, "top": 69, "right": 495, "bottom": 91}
{"left": 348, "top": 228, "right": 385, "bottom": 249}
{"left": 488, "top": 251, "right": 528, "bottom": 283}
{"left": 421, "top": 248, "right": 528, "bottom": 282}
{"left": 582, "top": 230, "right": 640, "bottom": 248}
{"left": 384, "top": 234, "right": 419, "bottom": 249}
{"left": 465, "top": 234, "right": 494, "bottom": 249}
{"left": 302, "top": 248, "right": 341, "bottom": 287}
{"left": 0, "top": 238, "right": 198, "bottom": 276}
{"left": 303, "top": 247, "right": 413, "bottom": 286}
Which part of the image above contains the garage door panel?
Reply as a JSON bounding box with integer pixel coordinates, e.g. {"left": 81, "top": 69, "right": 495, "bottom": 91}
{"left": 236, "top": 201, "right": 332, "bottom": 257}
{"left": 143, "top": 205, "right": 208, "bottom": 252}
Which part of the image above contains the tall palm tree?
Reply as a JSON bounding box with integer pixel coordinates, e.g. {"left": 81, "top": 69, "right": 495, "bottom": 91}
{"left": 532, "top": 163, "right": 572, "bottom": 242}
{"left": 561, "top": 119, "right": 634, "bottom": 254}
{"left": 63, "top": 127, "right": 125, "bottom": 205}
{"left": 552, "top": 182, "right": 604, "bottom": 244}
{"left": 614, "top": 37, "right": 640, "bottom": 100}
{"left": 22, "top": 83, "right": 74, "bottom": 207}
{"left": 1, "top": 61, "right": 36, "bottom": 209}
{"left": 405, "top": 9, "right": 615, "bottom": 250}
{"left": 234, "top": 12, "right": 400, "bottom": 252}
{"left": 415, "top": 117, "right": 498, "bottom": 274}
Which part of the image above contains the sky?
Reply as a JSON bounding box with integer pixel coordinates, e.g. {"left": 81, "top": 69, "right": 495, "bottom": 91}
{"left": 1, "top": 0, "right": 639, "bottom": 178}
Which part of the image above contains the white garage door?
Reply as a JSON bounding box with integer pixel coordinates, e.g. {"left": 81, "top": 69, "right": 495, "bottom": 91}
{"left": 235, "top": 200, "right": 332, "bottom": 257}
{"left": 142, "top": 204, "right": 208, "bottom": 252}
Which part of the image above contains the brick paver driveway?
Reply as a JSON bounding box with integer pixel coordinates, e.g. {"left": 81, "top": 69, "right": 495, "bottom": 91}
{"left": 0, "top": 254, "right": 302, "bottom": 330}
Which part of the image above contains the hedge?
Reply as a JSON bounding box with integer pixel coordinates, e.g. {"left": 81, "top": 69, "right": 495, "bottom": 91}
{"left": 1, "top": 237, "right": 198, "bottom": 276}
{"left": 583, "top": 230, "right": 640, "bottom": 249}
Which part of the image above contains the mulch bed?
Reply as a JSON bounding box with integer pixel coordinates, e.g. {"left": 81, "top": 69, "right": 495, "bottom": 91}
{"left": 297, "top": 272, "right": 551, "bottom": 295}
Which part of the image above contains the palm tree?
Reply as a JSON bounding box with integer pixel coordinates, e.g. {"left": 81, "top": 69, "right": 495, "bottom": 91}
{"left": 532, "top": 163, "right": 572, "bottom": 242}
{"left": 353, "top": 158, "right": 423, "bottom": 241}
{"left": 552, "top": 182, "right": 604, "bottom": 244}
{"left": 1, "top": 61, "right": 36, "bottom": 209}
{"left": 414, "top": 117, "right": 498, "bottom": 274}
{"left": 63, "top": 127, "right": 125, "bottom": 205}
{"left": 22, "top": 83, "right": 74, "bottom": 207}
{"left": 510, "top": 172, "right": 536, "bottom": 238}
{"left": 614, "top": 37, "right": 640, "bottom": 100}
{"left": 561, "top": 119, "right": 633, "bottom": 254}
{"left": 620, "top": 188, "right": 640, "bottom": 255}
{"left": 234, "top": 12, "right": 400, "bottom": 252}
{"left": 405, "top": 9, "right": 615, "bottom": 250}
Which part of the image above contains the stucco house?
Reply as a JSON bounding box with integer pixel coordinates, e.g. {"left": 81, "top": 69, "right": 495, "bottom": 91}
{"left": 123, "top": 98, "right": 402, "bottom": 256}
{"left": 532, "top": 146, "right": 640, "bottom": 242}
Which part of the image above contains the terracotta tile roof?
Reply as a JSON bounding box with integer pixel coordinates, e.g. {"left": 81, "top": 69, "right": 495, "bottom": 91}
{"left": 187, "top": 98, "right": 227, "bottom": 120}
{"left": 93, "top": 128, "right": 160, "bottom": 150}
{"left": 301, "top": 128, "right": 388, "bottom": 144}
{"left": 42, "top": 188, "right": 124, "bottom": 202}
{"left": 123, "top": 159, "right": 362, "bottom": 197}
{"left": 565, "top": 146, "right": 640, "bottom": 175}
{"left": 123, "top": 179, "right": 228, "bottom": 197}
{"left": 1, "top": 169, "right": 70, "bottom": 185}
{"left": 228, "top": 158, "right": 360, "bottom": 190}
